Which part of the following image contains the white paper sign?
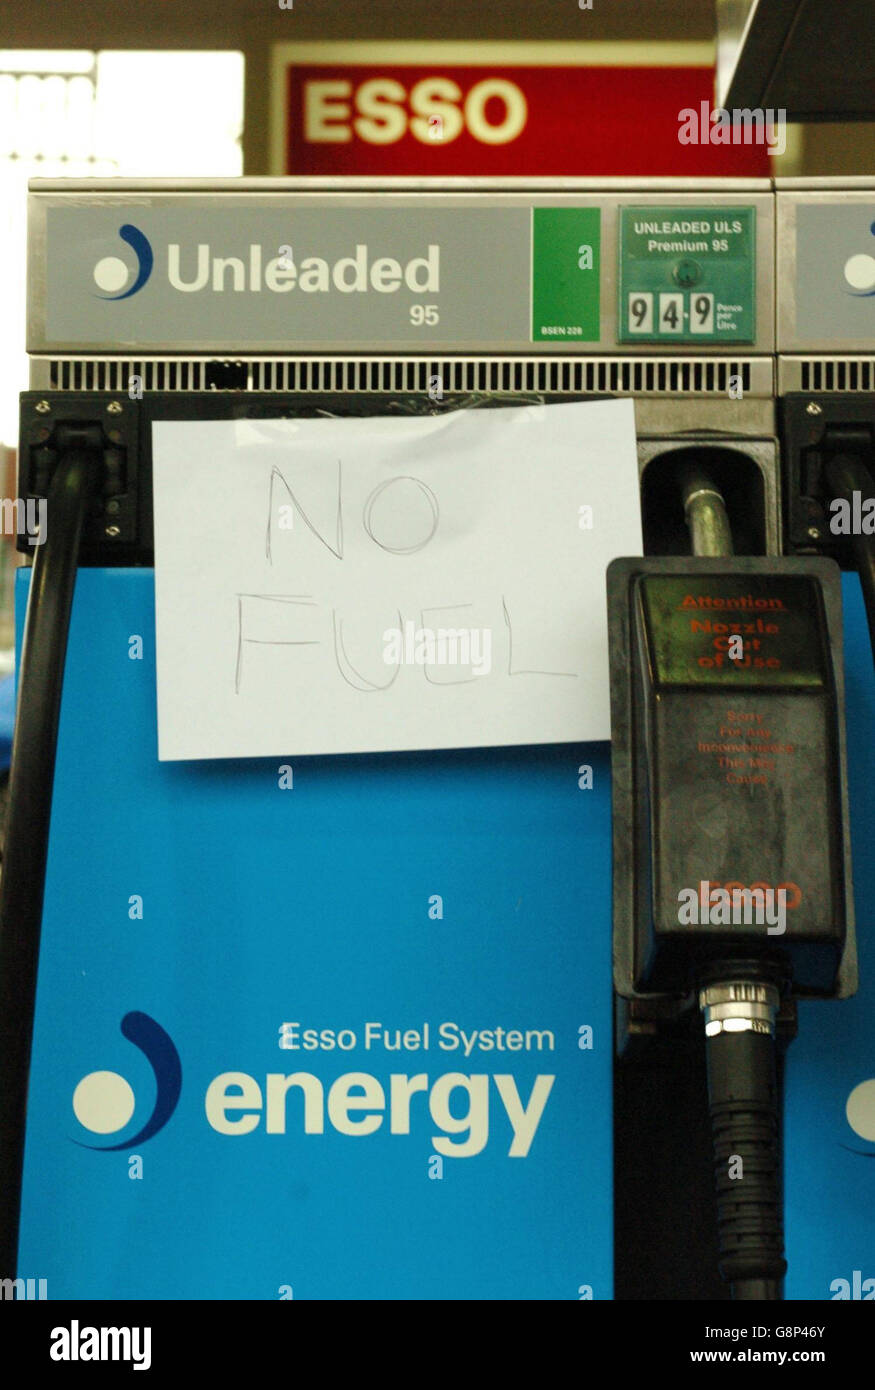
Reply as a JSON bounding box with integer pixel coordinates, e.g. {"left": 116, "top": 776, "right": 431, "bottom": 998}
{"left": 152, "top": 399, "right": 642, "bottom": 759}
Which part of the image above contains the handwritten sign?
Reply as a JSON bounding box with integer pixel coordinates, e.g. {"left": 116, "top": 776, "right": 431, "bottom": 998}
{"left": 152, "top": 400, "right": 642, "bottom": 759}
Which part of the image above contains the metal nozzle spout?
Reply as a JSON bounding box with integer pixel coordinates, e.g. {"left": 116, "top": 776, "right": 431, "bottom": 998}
{"left": 682, "top": 472, "right": 734, "bottom": 558}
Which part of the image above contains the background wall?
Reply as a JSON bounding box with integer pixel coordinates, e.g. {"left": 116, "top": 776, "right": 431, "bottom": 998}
{"left": 1, "top": 0, "right": 872, "bottom": 176}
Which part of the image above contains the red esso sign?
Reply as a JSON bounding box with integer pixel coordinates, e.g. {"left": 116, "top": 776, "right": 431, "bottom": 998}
{"left": 304, "top": 77, "right": 528, "bottom": 146}
{"left": 284, "top": 60, "right": 772, "bottom": 175}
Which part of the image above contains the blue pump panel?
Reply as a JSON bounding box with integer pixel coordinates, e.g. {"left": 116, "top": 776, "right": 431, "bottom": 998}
{"left": 15, "top": 567, "right": 613, "bottom": 1301}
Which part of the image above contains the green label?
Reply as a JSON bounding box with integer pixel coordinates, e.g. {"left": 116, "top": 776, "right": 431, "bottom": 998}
{"left": 618, "top": 206, "right": 755, "bottom": 344}
{"left": 532, "top": 208, "right": 600, "bottom": 343}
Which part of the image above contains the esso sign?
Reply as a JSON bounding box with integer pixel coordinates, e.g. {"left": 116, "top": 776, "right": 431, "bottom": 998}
{"left": 706, "top": 880, "right": 803, "bottom": 910}
{"left": 303, "top": 77, "right": 528, "bottom": 147}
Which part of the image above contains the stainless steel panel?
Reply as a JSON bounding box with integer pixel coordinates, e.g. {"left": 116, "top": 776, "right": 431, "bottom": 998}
{"left": 776, "top": 184, "right": 875, "bottom": 352}
{"left": 26, "top": 181, "right": 775, "bottom": 357}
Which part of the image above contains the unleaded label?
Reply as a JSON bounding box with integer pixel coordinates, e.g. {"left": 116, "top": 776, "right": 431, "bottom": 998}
{"left": 618, "top": 205, "right": 755, "bottom": 344}
{"left": 40, "top": 204, "right": 604, "bottom": 350}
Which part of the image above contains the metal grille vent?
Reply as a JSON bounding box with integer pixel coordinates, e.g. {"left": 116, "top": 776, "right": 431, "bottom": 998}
{"left": 795, "top": 358, "right": 875, "bottom": 393}
{"left": 39, "top": 355, "right": 766, "bottom": 398}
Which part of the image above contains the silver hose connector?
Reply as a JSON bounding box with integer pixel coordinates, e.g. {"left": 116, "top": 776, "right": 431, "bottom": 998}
{"left": 698, "top": 980, "right": 780, "bottom": 1038}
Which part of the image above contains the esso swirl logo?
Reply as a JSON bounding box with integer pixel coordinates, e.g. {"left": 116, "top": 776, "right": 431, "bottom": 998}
{"left": 92, "top": 224, "right": 153, "bottom": 300}
{"left": 73, "top": 1012, "right": 181, "bottom": 1149}
{"left": 846, "top": 1078, "right": 875, "bottom": 1145}
{"left": 304, "top": 76, "right": 528, "bottom": 147}
{"left": 844, "top": 221, "right": 875, "bottom": 297}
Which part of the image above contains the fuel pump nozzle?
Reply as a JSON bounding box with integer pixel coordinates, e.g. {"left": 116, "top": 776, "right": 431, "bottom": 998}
{"left": 679, "top": 472, "right": 786, "bottom": 1298}
{"left": 607, "top": 475, "right": 855, "bottom": 1300}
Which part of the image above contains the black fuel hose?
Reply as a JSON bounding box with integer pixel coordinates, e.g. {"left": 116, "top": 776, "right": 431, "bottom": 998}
{"left": 0, "top": 449, "right": 99, "bottom": 1278}
{"left": 823, "top": 453, "right": 875, "bottom": 667}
